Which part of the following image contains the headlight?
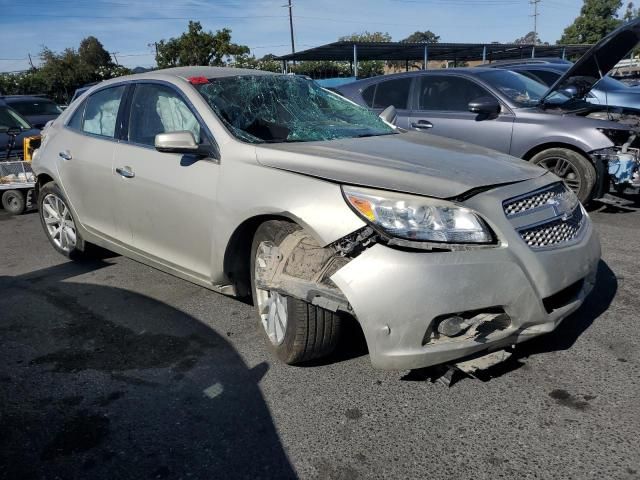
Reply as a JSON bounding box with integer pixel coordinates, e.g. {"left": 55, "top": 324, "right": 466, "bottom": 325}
{"left": 342, "top": 185, "right": 493, "bottom": 244}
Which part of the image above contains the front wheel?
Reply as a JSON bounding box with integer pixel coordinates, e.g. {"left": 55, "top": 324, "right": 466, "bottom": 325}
{"left": 38, "top": 182, "right": 85, "bottom": 259}
{"left": 530, "top": 148, "right": 597, "bottom": 204}
{"left": 250, "top": 220, "right": 341, "bottom": 365}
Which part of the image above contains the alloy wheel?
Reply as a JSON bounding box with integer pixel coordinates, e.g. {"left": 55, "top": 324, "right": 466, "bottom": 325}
{"left": 41, "top": 193, "right": 77, "bottom": 252}
{"left": 254, "top": 241, "right": 288, "bottom": 345}
{"left": 537, "top": 156, "right": 581, "bottom": 193}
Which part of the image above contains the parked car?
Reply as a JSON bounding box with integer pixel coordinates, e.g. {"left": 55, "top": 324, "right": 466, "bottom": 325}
{"left": 70, "top": 82, "right": 100, "bottom": 105}
{"left": 0, "top": 100, "right": 40, "bottom": 159}
{"left": 2, "top": 95, "right": 62, "bottom": 129}
{"left": 32, "top": 66, "right": 600, "bottom": 371}
{"left": 336, "top": 19, "right": 640, "bottom": 204}
{"left": 488, "top": 59, "right": 640, "bottom": 109}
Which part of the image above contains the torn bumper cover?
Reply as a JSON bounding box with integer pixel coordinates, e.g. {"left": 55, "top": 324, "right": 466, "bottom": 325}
{"left": 331, "top": 218, "right": 600, "bottom": 371}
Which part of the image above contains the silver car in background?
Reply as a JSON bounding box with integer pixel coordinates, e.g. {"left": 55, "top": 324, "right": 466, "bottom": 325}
{"left": 337, "top": 19, "right": 640, "bottom": 204}
{"left": 32, "top": 66, "right": 600, "bottom": 370}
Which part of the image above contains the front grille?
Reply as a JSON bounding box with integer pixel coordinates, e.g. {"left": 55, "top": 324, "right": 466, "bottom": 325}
{"left": 518, "top": 206, "right": 584, "bottom": 249}
{"left": 503, "top": 182, "right": 566, "bottom": 217}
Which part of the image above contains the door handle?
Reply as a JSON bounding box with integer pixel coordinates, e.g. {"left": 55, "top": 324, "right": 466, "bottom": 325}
{"left": 115, "top": 166, "right": 135, "bottom": 178}
{"left": 58, "top": 150, "right": 72, "bottom": 160}
{"left": 411, "top": 120, "right": 433, "bottom": 130}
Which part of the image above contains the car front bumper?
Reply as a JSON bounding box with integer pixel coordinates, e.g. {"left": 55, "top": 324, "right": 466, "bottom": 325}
{"left": 331, "top": 181, "right": 601, "bottom": 370}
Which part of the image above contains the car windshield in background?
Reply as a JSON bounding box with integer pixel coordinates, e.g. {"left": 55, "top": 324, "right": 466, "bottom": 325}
{"left": 196, "top": 75, "right": 395, "bottom": 143}
{"left": 0, "top": 107, "right": 31, "bottom": 132}
{"left": 476, "top": 70, "right": 570, "bottom": 107}
{"left": 10, "top": 100, "right": 62, "bottom": 116}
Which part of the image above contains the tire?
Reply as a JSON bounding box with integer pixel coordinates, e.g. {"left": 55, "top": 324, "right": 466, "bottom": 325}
{"left": 250, "top": 220, "right": 341, "bottom": 365}
{"left": 38, "top": 182, "right": 85, "bottom": 259}
{"left": 530, "top": 148, "right": 597, "bottom": 204}
{"left": 1, "top": 190, "right": 26, "bottom": 215}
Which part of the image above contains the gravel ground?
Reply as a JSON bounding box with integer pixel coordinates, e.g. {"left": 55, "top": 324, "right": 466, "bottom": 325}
{"left": 0, "top": 207, "right": 638, "bottom": 480}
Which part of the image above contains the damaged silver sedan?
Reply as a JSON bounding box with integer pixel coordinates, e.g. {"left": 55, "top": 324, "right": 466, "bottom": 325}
{"left": 32, "top": 67, "right": 601, "bottom": 370}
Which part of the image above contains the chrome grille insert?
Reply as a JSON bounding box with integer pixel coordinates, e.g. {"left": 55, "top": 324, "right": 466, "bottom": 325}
{"left": 518, "top": 206, "right": 584, "bottom": 249}
{"left": 503, "top": 182, "right": 567, "bottom": 217}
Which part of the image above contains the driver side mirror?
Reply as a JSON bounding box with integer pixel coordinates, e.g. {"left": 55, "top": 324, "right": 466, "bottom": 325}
{"left": 379, "top": 105, "right": 398, "bottom": 126}
{"left": 468, "top": 96, "right": 501, "bottom": 116}
{"left": 155, "top": 131, "right": 216, "bottom": 158}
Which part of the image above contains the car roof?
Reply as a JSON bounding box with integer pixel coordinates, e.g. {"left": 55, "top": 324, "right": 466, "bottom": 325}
{"left": 117, "top": 66, "right": 279, "bottom": 82}
{"left": 2, "top": 95, "right": 56, "bottom": 102}
{"left": 340, "top": 67, "right": 500, "bottom": 86}
{"left": 506, "top": 63, "right": 570, "bottom": 72}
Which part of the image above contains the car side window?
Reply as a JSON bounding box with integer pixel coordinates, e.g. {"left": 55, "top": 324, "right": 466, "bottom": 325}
{"left": 372, "top": 78, "right": 411, "bottom": 109}
{"left": 82, "top": 86, "right": 126, "bottom": 138}
{"left": 526, "top": 69, "right": 561, "bottom": 87}
{"left": 67, "top": 100, "right": 85, "bottom": 131}
{"left": 361, "top": 84, "right": 376, "bottom": 107}
{"left": 128, "top": 84, "right": 201, "bottom": 147}
{"left": 418, "top": 76, "right": 490, "bottom": 112}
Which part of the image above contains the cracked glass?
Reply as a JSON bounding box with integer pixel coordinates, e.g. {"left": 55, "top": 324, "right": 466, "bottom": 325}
{"left": 196, "top": 75, "right": 395, "bottom": 143}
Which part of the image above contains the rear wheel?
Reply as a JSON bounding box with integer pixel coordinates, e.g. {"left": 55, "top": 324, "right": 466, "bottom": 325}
{"left": 1, "top": 190, "right": 26, "bottom": 215}
{"left": 38, "top": 182, "right": 85, "bottom": 259}
{"left": 530, "top": 148, "right": 597, "bottom": 204}
{"left": 250, "top": 220, "right": 341, "bottom": 365}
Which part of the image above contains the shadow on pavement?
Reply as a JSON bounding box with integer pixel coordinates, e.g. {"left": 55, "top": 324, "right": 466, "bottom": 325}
{"left": 0, "top": 260, "right": 297, "bottom": 479}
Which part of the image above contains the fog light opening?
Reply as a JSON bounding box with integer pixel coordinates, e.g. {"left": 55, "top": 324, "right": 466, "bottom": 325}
{"left": 423, "top": 307, "right": 511, "bottom": 346}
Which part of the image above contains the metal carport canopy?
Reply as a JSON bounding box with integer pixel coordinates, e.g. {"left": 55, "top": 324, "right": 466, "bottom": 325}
{"left": 276, "top": 41, "right": 592, "bottom": 62}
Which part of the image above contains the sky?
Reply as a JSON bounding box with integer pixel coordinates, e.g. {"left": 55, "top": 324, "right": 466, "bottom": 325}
{"left": 0, "top": 0, "right": 588, "bottom": 73}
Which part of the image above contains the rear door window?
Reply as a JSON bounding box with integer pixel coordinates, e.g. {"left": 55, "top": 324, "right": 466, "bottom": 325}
{"left": 128, "top": 84, "right": 201, "bottom": 147}
{"left": 418, "top": 76, "right": 490, "bottom": 111}
{"left": 82, "top": 85, "right": 126, "bottom": 138}
{"left": 372, "top": 78, "right": 412, "bottom": 109}
{"left": 67, "top": 101, "right": 85, "bottom": 131}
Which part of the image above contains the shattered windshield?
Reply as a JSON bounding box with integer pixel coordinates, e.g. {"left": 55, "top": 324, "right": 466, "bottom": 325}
{"left": 476, "top": 70, "right": 570, "bottom": 107}
{"left": 195, "top": 75, "right": 395, "bottom": 143}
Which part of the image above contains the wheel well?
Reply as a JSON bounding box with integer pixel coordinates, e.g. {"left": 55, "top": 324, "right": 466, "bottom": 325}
{"left": 522, "top": 143, "right": 592, "bottom": 163}
{"left": 223, "top": 215, "right": 296, "bottom": 299}
{"left": 35, "top": 174, "right": 54, "bottom": 201}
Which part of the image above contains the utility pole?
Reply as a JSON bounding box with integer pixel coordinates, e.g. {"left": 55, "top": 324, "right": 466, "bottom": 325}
{"left": 530, "top": 0, "right": 541, "bottom": 44}
{"left": 287, "top": 0, "right": 295, "bottom": 55}
{"left": 27, "top": 53, "right": 34, "bottom": 69}
{"left": 111, "top": 52, "right": 120, "bottom": 66}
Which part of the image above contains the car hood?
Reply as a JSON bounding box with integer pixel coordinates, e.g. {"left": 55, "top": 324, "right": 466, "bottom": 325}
{"left": 255, "top": 131, "right": 545, "bottom": 199}
{"left": 541, "top": 18, "right": 640, "bottom": 103}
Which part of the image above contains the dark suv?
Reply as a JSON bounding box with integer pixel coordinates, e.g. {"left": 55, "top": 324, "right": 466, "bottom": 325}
{"left": 2, "top": 95, "right": 62, "bottom": 129}
{"left": 0, "top": 100, "right": 40, "bottom": 159}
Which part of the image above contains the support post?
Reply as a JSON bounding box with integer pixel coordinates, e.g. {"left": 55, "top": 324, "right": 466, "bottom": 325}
{"left": 353, "top": 44, "right": 358, "bottom": 79}
{"left": 405, "top": 60, "right": 409, "bottom": 72}
{"left": 562, "top": 47, "right": 566, "bottom": 60}
{"left": 282, "top": 60, "right": 287, "bottom": 74}
{"left": 531, "top": 45, "right": 536, "bottom": 59}
{"left": 423, "top": 45, "right": 428, "bottom": 70}
{"left": 482, "top": 45, "right": 487, "bottom": 64}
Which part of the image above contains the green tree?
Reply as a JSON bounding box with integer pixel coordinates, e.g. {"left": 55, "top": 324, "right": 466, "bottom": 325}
{"left": 0, "top": 36, "right": 128, "bottom": 103}
{"left": 338, "top": 31, "right": 392, "bottom": 77}
{"left": 559, "top": 0, "right": 623, "bottom": 44}
{"left": 624, "top": 1, "right": 639, "bottom": 19}
{"left": 514, "top": 31, "right": 543, "bottom": 44}
{"left": 155, "top": 21, "right": 249, "bottom": 68}
{"left": 232, "top": 53, "right": 282, "bottom": 72}
{"left": 401, "top": 31, "right": 440, "bottom": 43}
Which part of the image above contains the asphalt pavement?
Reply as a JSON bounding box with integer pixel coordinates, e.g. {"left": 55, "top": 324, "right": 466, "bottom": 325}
{"left": 0, "top": 207, "right": 638, "bottom": 480}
